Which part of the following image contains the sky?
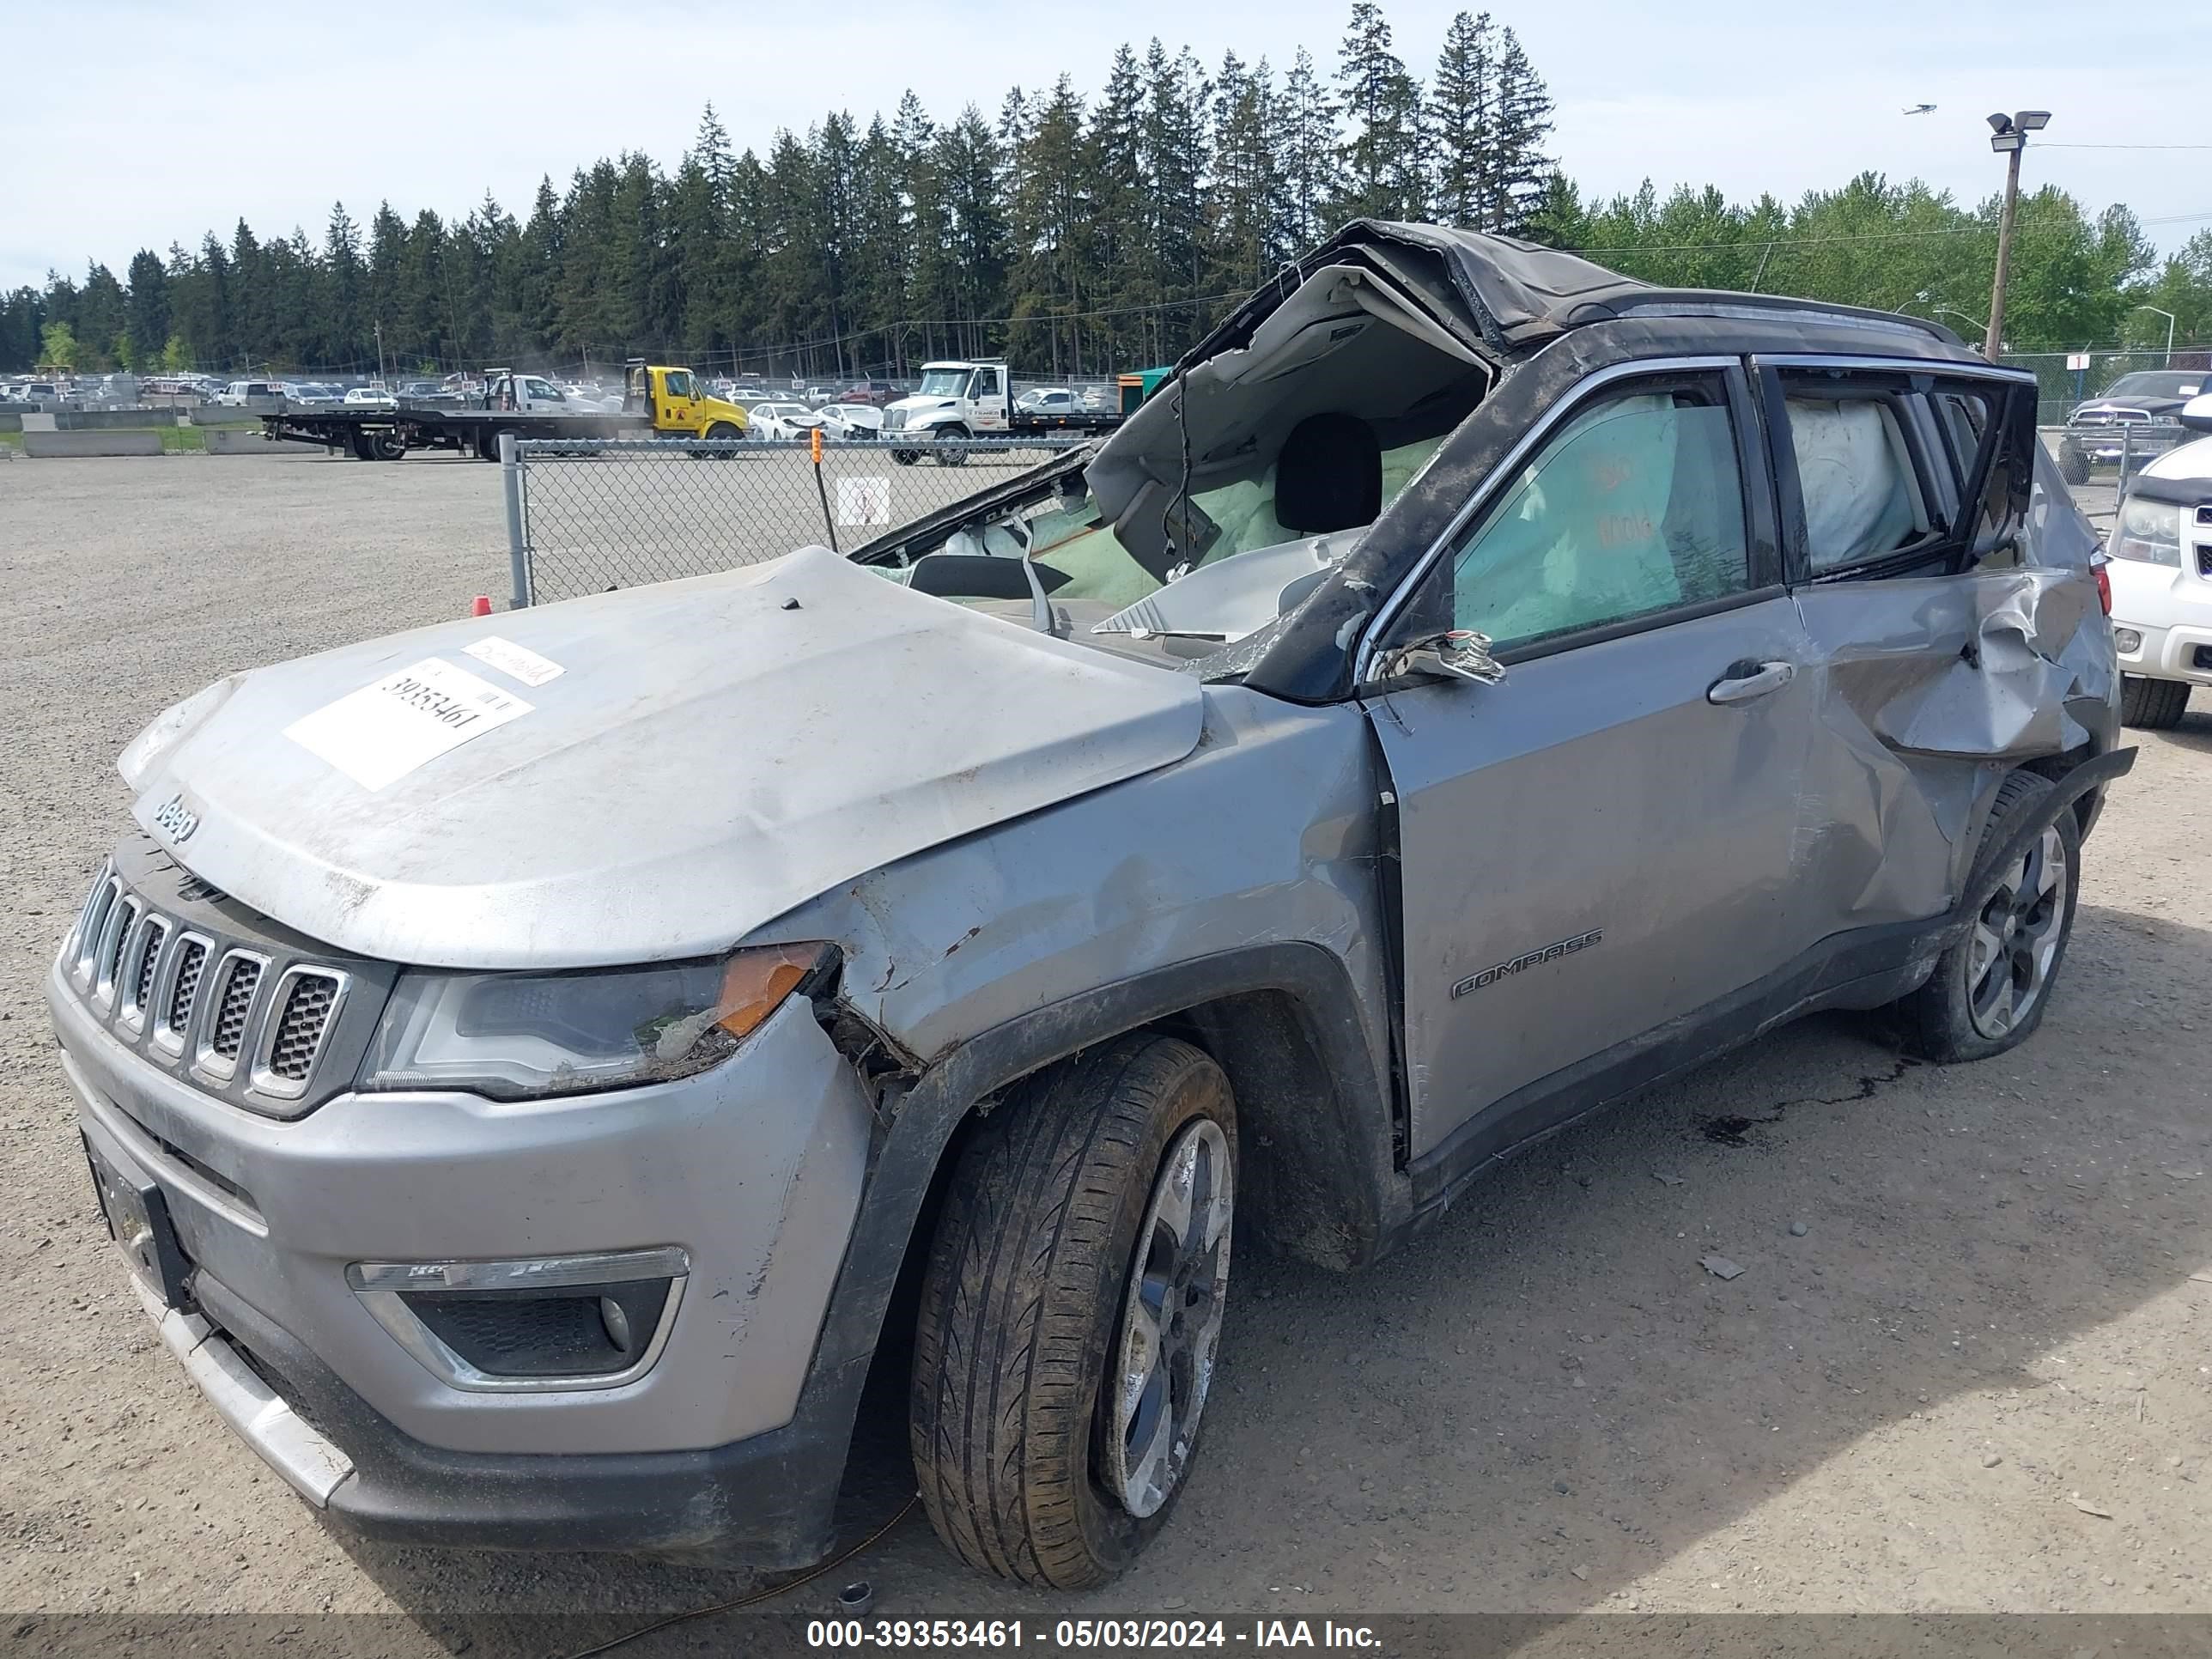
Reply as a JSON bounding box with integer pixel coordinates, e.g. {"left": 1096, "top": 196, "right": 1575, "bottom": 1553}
{"left": 5, "top": 0, "right": 2209, "bottom": 292}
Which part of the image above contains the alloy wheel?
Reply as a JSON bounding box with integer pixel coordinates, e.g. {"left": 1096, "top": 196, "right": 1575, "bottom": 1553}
{"left": 1966, "top": 823, "right": 2069, "bottom": 1040}
{"left": 1101, "top": 1117, "right": 1233, "bottom": 1519}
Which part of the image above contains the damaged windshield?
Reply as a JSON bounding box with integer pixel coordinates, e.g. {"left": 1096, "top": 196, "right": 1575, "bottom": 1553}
{"left": 942, "top": 432, "right": 1448, "bottom": 615}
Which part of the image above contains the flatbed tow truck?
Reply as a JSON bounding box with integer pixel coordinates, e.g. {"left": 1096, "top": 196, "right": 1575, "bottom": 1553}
{"left": 258, "top": 363, "right": 748, "bottom": 460}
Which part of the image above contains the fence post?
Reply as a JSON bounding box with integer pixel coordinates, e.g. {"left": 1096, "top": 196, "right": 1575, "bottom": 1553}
{"left": 810, "top": 427, "right": 840, "bottom": 554}
{"left": 2118, "top": 422, "right": 2134, "bottom": 495}
{"left": 501, "top": 431, "right": 532, "bottom": 610}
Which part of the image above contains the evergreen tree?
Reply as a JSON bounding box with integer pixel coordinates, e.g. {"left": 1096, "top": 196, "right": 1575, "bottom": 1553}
{"left": 124, "top": 248, "right": 169, "bottom": 369}
{"left": 1428, "top": 11, "right": 1493, "bottom": 229}
{"left": 1279, "top": 48, "right": 1343, "bottom": 254}
{"left": 1486, "top": 26, "right": 1554, "bottom": 234}
{"left": 1334, "top": 3, "right": 1425, "bottom": 222}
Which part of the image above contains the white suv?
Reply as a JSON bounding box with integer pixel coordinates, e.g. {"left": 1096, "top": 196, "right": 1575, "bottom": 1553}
{"left": 2104, "top": 398, "right": 2212, "bottom": 727}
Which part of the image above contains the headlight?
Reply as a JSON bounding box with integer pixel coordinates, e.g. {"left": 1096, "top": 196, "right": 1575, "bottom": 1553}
{"left": 359, "top": 943, "right": 833, "bottom": 1100}
{"left": 2109, "top": 497, "right": 2181, "bottom": 568}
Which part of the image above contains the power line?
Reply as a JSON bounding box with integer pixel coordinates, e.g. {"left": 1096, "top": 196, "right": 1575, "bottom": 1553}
{"left": 2040, "top": 143, "right": 2212, "bottom": 151}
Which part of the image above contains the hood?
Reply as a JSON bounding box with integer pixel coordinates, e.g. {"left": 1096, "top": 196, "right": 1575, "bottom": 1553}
{"left": 888, "top": 395, "right": 957, "bottom": 415}
{"left": 127, "top": 546, "right": 1201, "bottom": 969}
{"left": 2135, "top": 435, "right": 2212, "bottom": 489}
{"left": 2073, "top": 397, "right": 2185, "bottom": 417}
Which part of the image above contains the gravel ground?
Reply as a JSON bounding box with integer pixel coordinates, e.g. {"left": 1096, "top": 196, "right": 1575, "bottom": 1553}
{"left": 1, "top": 453, "right": 2208, "bottom": 1656}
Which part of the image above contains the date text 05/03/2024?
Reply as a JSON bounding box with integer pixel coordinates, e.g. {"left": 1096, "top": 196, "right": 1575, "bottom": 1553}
{"left": 807, "top": 1620, "right": 1385, "bottom": 1650}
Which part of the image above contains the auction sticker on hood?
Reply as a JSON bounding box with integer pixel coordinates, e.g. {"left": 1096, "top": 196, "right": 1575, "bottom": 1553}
{"left": 283, "top": 657, "right": 532, "bottom": 791}
{"left": 463, "top": 635, "right": 565, "bottom": 687}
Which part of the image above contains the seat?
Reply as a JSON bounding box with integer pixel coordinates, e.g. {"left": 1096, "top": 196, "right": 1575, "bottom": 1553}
{"left": 1273, "top": 413, "right": 1383, "bottom": 534}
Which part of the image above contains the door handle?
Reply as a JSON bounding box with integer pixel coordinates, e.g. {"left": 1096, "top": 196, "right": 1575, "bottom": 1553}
{"left": 1707, "top": 659, "right": 1796, "bottom": 705}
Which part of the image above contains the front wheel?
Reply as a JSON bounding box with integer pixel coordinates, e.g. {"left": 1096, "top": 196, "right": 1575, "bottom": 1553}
{"left": 911, "top": 1036, "right": 1237, "bottom": 1589}
{"left": 1895, "top": 770, "right": 2080, "bottom": 1063}
{"left": 2121, "top": 673, "right": 2191, "bottom": 730}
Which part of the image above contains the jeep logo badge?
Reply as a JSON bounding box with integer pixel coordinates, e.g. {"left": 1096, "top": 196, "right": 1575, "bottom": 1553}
{"left": 151, "top": 793, "right": 201, "bottom": 845}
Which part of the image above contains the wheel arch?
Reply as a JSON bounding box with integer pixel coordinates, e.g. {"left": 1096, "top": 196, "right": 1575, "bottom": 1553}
{"left": 793, "top": 944, "right": 1404, "bottom": 1519}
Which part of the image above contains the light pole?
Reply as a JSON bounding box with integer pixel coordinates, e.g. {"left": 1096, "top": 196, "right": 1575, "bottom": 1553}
{"left": 2132, "top": 303, "right": 2177, "bottom": 368}
{"left": 1984, "top": 109, "right": 2051, "bottom": 362}
{"left": 1935, "top": 303, "right": 1990, "bottom": 340}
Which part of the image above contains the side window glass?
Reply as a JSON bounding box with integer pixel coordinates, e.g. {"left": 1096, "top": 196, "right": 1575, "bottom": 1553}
{"left": 1936, "top": 391, "right": 1989, "bottom": 482}
{"left": 1449, "top": 378, "right": 1752, "bottom": 653}
{"left": 975, "top": 368, "right": 1001, "bottom": 398}
{"left": 1784, "top": 395, "right": 1932, "bottom": 574}
{"left": 665, "top": 372, "right": 694, "bottom": 398}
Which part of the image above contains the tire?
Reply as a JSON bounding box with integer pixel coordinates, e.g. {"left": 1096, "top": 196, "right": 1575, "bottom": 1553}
{"left": 2121, "top": 673, "right": 2191, "bottom": 730}
{"left": 2058, "top": 442, "right": 2090, "bottom": 486}
{"left": 910, "top": 1035, "right": 1237, "bottom": 1589}
{"left": 477, "top": 428, "right": 505, "bottom": 461}
{"left": 349, "top": 431, "right": 376, "bottom": 461}
{"left": 1895, "top": 770, "right": 2081, "bottom": 1064}
{"left": 891, "top": 447, "right": 920, "bottom": 466}
{"left": 934, "top": 425, "right": 971, "bottom": 465}
{"left": 702, "top": 421, "right": 741, "bottom": 459}
{"left": 373, "top": 431, "right": 406, "bottom": 461}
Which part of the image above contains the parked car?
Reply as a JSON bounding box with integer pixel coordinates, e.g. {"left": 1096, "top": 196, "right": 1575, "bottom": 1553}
{"left": 746, "top": 400, "right": 815, "bottom": 438}
{"left": 729, "top": 386, "right": 773, "bottom": 405}
{"left": 1015, "top": 386, "right": 1077, "bottom": 415}
{"left": 48, "top": 223, "right": 2125, "bottom": 1595}
{"left": 2056, "top": 370, "right": 2203, "bottom": 483}
{"left": 840, "top": 380, "right": 899, "bottom": 406}
{"left": 343, "top": 386, "right": 397, "bottom": 408}
{"left": 813, "top": 402, "right": 884, "bottom": 439}
{"left": 2100, "top": 392, "right": 2212, "bottom": 728}
{"left": 286, "top": 383, "right": 343, "bottom": 406}
{"left": 803, "top": 384, "right": 839, "bottom": 405}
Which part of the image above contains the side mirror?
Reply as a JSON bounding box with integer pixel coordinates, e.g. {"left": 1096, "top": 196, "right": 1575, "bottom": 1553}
{"left": 1376, "top": 629, "right": 1504, "bottom": 686}
{"left": 2180, "top": 393, "right": 2212, "bottom": 435}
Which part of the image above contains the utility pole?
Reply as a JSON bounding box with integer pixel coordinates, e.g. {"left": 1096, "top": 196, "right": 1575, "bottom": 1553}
{"left": 1983, "top": 110, "right": 2050, "bottom": 361}
{"left": 374, "top": 320, "right": 387, "bottom": 387}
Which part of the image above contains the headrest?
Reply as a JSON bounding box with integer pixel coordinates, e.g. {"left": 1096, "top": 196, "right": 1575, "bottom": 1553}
{"left": 1274, "top": 413, "right": 1383, "bottom": 534}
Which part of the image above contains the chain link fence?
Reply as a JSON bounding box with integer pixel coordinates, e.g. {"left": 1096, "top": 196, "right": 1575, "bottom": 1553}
{"left": 503, "top": 434, "right": 1091, "bottom": 605}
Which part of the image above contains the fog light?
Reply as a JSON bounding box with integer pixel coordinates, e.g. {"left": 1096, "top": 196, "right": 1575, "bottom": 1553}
{"left": 347, "top": 1247, "right": 688, "bottom": 1392}
{"left": 2113, "top": 627, "right": 2142, "bottom": 653}
{"left": 599, "top": 1295, "right": 633, "bottom": 1354}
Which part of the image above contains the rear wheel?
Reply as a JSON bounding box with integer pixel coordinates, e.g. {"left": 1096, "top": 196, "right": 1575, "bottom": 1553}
{"left": 1896, "top": 771, "right": 2080, "bottom": 1063}
{"left": 373, "top": 431, "right": 406, "bottom": 461}
{"left": 477, "top": 427, "right": 506, "bottom": 461}
{"left": 2058, "top": 442, "right": 2090, "bottom": 486}
{"left": 2121, "top": 673, "right": 2191, "bottom": 730}
{"left": 910, "top": 1035, "right": 1237, "bottom": 1589}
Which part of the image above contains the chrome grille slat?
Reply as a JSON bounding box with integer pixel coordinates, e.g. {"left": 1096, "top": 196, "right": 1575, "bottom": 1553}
{"left": 94, "top": 896, "right": 141, "bottom": 1007}
{"left": 209, "top": 957, "right": 264, "bottom": 1065}
{"left": 119, "top": 915, "right": 169, "bottom": 1030}
{"left": 155, "top": 933, "right": 210, "bottom": 1056}
{"left": 63, "top": 864, "right": 358, "bottom": 1109}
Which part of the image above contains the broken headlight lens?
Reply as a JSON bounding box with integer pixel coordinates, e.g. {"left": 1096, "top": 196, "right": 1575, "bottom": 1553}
{"left": 2109, "top": 498, "right": 2181, "bottom": 567}
{"left": 358, "top": 944, "right": 832, "bottom": 1101}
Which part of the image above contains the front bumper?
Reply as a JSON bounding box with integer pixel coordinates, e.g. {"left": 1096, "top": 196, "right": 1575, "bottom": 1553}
{"left": 51, "top": 962, "right": 877, "bottom": 1557}
{"left": 2108, "top": 555, "right": 2212, "bottom": 686}
{"left": 2063, "top": 426, "right": 2184, "bottom": 465}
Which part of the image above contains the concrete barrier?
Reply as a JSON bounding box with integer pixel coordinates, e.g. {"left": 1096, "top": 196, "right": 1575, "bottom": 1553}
{"left": 202, "top": 428, "right": 275, "bottom": 454}
{"left": 0, "top": 411, "right": 19, "bottom": 433}
{"left": 57, "top": 408, "right": 178, "bottom": 430}
{"left": 21, "top": 412, "right": 57, "bottom": 432}
{"left": 22, "top": 430, "right": 164, "bottom": 458}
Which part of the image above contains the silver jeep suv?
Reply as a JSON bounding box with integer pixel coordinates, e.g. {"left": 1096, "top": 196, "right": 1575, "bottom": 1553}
{"left": 50, "top": 222, "right": 2125, "bottom": 1589}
